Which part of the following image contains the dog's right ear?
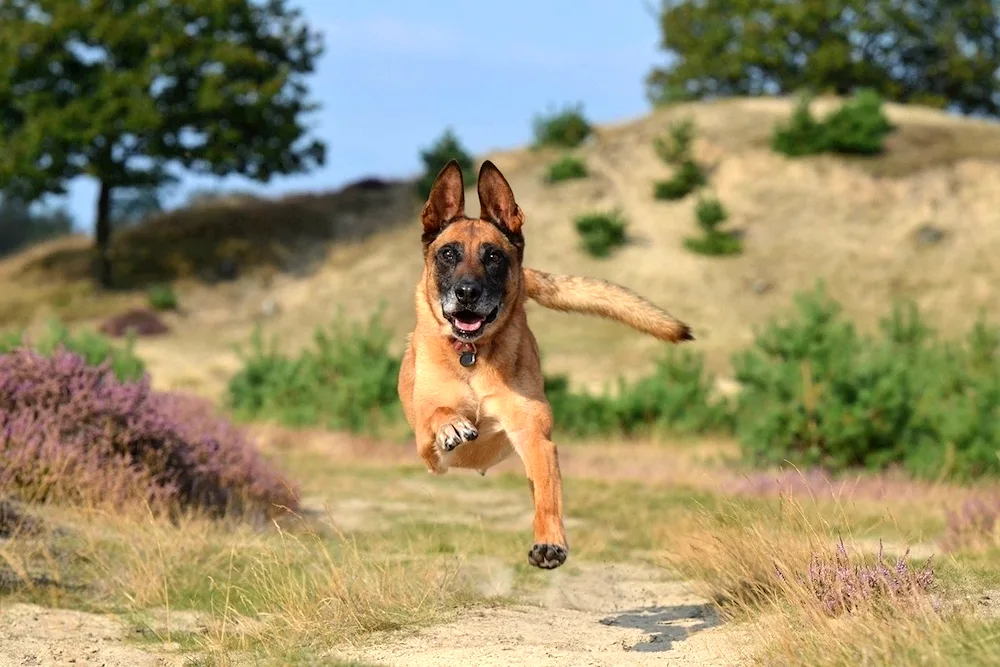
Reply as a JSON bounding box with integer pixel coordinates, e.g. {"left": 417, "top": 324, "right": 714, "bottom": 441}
{"left": 421, "top": 159, "right": 465, "bottom": 245}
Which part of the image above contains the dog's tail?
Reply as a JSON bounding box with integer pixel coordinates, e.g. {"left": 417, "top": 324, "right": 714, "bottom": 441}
{"left": 522, "top": 268, "right": 694, "bottom": 343}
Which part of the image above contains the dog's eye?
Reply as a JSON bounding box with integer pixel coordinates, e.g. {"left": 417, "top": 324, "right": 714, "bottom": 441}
{"left": 438, "top": 247, "right": 457, "bottom": 263}
{"left": 485, "top": 249, "right": 503, "bottom": 264}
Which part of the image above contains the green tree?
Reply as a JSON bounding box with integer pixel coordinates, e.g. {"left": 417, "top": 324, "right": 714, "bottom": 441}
{"left": 416, "top": 128, "right": 475, "bottom": 200}
{"left": 647, "top": 0, "right": 1000, "bottom": 116}
{"left": 0, "top": 0, "right": 326, "bottom": 287}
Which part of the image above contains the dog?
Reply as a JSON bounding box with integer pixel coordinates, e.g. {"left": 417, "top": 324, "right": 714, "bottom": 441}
{"left": 397, "top": 159, "right": 693, "bottom": 569}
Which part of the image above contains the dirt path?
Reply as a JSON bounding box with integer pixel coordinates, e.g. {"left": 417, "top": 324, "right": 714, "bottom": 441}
{"left": 0, "top": 604, "right": 189, "bottom": 667}
{"left": 334, "top": 562, "right": 750, "bottom": 667}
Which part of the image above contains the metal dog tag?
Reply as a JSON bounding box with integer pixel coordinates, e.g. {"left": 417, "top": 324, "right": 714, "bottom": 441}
{"left": 459, "top": 350, "right": 476, "bottom": 367}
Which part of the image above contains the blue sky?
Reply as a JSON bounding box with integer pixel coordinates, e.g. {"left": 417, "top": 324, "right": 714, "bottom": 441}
{"left": 63, "top": 1, "right": 667, "bottom": 230}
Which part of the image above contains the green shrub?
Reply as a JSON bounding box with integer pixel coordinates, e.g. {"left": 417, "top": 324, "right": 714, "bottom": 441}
{"left": 227, "top": 312, "right": 402, "bottom": 434}
{"left": 772, "top": 95, "right": 829, "bottom": 157}
{"left": 533, "top": 103, "right": 592, "bottom": 149}
{"left": 683, "top": 233, "right": 743, "bottom": 257}
{"left": 0, "top": 320, "right": 145, "bottom": 381}
{"left": 694, "top": 196, "right": 727, "bottom": 232}
{"left": 684, "top": 196, "right": 743, "bottom": 257}
{"left": 545, "top": 348, "right": 733, "bottom": 439}
{"left": 544, "top": 374, "right": 621, "bottom": 439}
{"left": 653, "top": 159, "right": 706, "bottom": 200}
{"left": 147, "top": 283, "right": 178, "bottom": 311}
{"left": 416, "top": 128, "right": 476, "bottom": 199}
{"left": 654, "top": 117, "right": 696, "bottom": 165}
{"left": 574, "top": 210, "right": 627, "bottom": 258}
{"left": 822, "top": 89, "right": 894, "bottom": 155}
{"left": 545, "top": 155, "right": 588, "bottom": 183}
{"left": 733, "top": 283, "right": 1000, "bottom": 480}
{"left": 772, "top": 91, "right": 893, "bottom": 157}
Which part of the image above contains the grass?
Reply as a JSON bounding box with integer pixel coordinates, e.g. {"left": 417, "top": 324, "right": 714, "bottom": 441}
{"left": 0, "top": 446, "right": 708, "bottom": 663}
{"left": 5, "top": 428, "right": 1000, "bottom": 665}
{"left": 663, "top": 488, "right": 1000, "bottom": 666}
{"left": 1, "top": 504, "right": 473, "bottom": 665}
{"left": 683, "top": 233, "right": 743, "bottom": 256}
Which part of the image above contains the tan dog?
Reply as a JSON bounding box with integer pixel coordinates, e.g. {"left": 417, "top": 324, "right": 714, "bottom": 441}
{"left": 397, "top": 159, "right": 693, "bottom": 569}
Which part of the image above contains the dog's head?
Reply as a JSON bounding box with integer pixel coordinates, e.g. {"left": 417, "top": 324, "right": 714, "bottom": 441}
{"left": 420, "top": 159, "right": 525, "bottom": 343}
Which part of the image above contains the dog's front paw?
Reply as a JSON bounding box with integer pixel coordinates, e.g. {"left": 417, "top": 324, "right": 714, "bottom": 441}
{"left": 436, "top": 417, "right": 478, "bottom": 452}
{"left": 528, "top": 543, "right": 568, "bottom": 569}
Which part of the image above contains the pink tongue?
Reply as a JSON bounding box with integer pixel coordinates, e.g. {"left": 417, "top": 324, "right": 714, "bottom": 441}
{"left": 454, "top": 318, "right": 483, "bottom": 332}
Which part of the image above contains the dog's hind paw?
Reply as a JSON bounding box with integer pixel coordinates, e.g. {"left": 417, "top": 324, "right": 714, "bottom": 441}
{"left": 528, "top": 543, "right": 568, "bottom": 569}
{"left": 436, "top": 417, "right": 478, "bottom": 452}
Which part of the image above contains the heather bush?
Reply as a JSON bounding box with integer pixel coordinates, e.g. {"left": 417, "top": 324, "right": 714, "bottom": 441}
{"left": 0, "top": 320, "right": 145, "bottom": 381}
{"left": 574, "top": 210, "right": 628, "bottom": 258}
{"left": 0, "top": 348, "right": 298, "bottom": 516}
{"left": 99, "top": 308, "right": 170, "bottom": 338}
{"left": 544, "top": 155, "right": 588, "bottom": 183}
{"left": 792, "top": 537, "right": 935, "bottom": 616}
{"left": 734, "top": 283, "right": 1000, "bottom": 480}
{"left": 416, "top": 128, "right": 476, "bottom": 199}
{"left": 532, "top": 103, "right": 592, "bottom": 149}
{"left": 773, "top": 91, "right": 894, "bottom": 157}
{"left": 227, "top": 312, "right": 402, "bottom": 434}
{"left": 653, "top": 159, "right": 706, "bottom": 201}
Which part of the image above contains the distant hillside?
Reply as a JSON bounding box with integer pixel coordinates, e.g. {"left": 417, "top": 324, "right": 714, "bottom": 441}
{"left": 3, "top": 96, "right": 1000, "bottom": 398}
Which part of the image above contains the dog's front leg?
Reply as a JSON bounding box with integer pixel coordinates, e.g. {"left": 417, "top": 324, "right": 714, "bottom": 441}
{"left": 416, "top": 406, "right": 479, "bottom": 474}
{"left": 498, "top": 404, "right": 567, "bottom": 569}
{"left": 519, "top": 432, "right": 567, "bottom": 569}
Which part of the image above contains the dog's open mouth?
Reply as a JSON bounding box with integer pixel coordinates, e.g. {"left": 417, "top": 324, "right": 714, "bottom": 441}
{"left": 447, "top": 306, "right": 499, "bottom": 339}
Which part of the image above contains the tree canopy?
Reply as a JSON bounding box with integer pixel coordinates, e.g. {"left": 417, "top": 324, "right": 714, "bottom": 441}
{"left": 647, "top": 0, "right": 1000, "bottom": 117}
{"left": 0, "top": 0, "right": 326, "bottom": 286}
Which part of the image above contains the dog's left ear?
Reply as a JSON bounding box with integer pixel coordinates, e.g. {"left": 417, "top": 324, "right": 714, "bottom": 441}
{"left": 477, "top": 160, "right": 524, "bottom": 235}
{"left": 421, "top": 159, "right": 466, "bottom": 244}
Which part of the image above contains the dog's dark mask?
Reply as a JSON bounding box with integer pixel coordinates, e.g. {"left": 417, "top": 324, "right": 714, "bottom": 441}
{"left": 420, "top": 159, "right": 525, "bottom": 342}
{"left": 433, "top": 234, "right": 508, "bottom": 341}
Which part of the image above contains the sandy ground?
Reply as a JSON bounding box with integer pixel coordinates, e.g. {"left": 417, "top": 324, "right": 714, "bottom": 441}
{"left": 0, "top": 564, "right": 749, "bottom": 667}
{"left": 0, "top": 604, "right": 190, "bottom": 667}
{"left": 334, "top": 561, "right": 749, "bottom": 667}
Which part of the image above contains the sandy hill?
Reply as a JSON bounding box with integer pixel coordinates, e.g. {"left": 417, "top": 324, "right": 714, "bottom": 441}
{"left": 2, "top": 96, "right": 1000, "bottom": 399}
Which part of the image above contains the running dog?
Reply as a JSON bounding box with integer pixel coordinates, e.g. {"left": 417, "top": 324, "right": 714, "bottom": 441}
{"left": 397, "top": 159, "right": 693, "bottom": 569}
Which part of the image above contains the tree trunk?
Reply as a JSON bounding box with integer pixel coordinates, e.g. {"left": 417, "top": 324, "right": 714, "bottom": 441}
{"left": 95, "top": 181, "right": 113, "bottom": 289}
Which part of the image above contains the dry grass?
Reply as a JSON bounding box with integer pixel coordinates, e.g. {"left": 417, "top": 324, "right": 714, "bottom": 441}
{"left": 662, "top": 490, "right": 1000, "bottom": 666}
{"left": 0, "top": 500, "right": 476, "bottom": 666}
{"left": 2, "top": 426, "right": 1000, "bottom": 664}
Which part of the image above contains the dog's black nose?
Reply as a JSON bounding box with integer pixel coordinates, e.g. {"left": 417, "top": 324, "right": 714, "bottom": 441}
{"left": 454, "top": 280, "right": 482, "bottom": 305}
